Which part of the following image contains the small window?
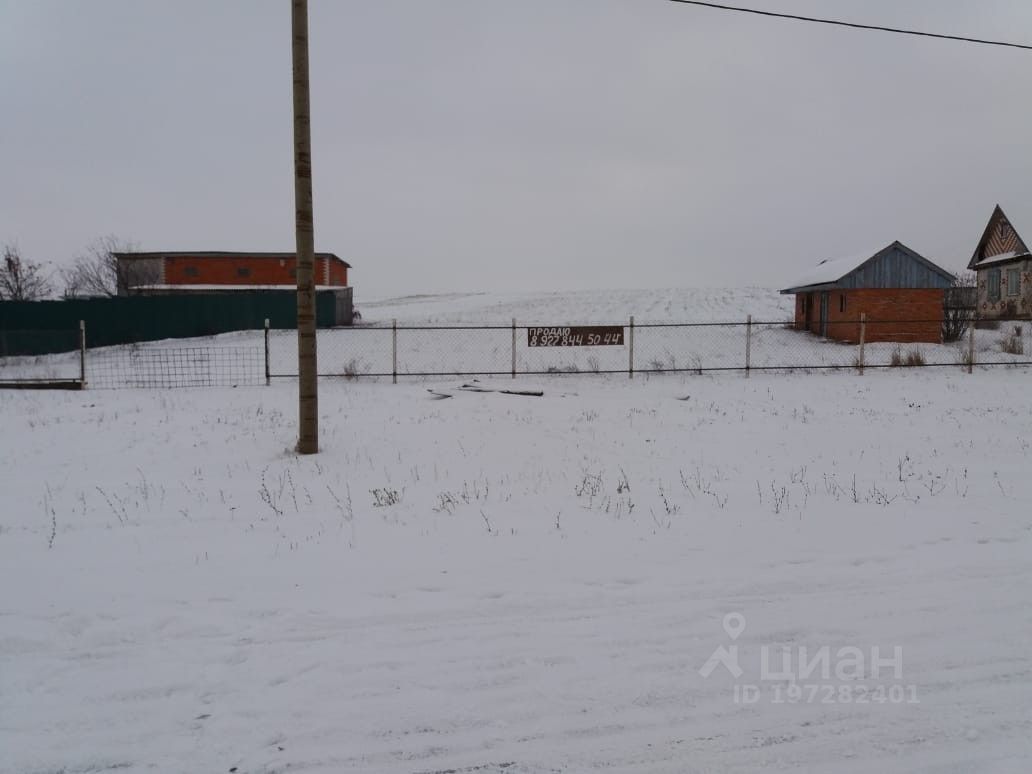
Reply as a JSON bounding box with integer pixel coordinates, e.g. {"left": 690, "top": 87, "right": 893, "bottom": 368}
{"left": 1007, "top": 267, "right": 1020, "bottom": 296}
{"left": 839, "top": 294, "right": 846, "bottom": 314}
{"left": 236, "top": 267, "right": 251, "bottom": 278}
{"left": 183, "top": 266, "right": 199, "bottom": 278}
{"left": 988, "top": 269, "right": 1001, "bottom": 302}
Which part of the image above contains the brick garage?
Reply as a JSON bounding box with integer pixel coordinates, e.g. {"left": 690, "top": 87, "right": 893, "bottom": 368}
{"left": 113, "top": 251, "right": 350, "bottom": 294}
{"left": 782, "top": 242, "right": 955, "bottom": 344}
{"left": 794, "top": 288, "right": 946, "bottom": 343}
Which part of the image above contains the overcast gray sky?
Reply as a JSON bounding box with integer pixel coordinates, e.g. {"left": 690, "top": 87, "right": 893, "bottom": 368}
{"left": 2, "top": 0, "right": 1031, "bottom": 299}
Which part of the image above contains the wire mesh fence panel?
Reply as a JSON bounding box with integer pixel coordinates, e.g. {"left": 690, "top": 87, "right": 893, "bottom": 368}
{"left": 317, "top": 327, "right": 395, "bottom": 377}
{"left": 88, "top": 346, "right": 264, "bottom": 389}
{"left": 634, "top": 322, "right": 749, "bottom": 373}
{"left": 267, "top": 327, "right": 395, "bottom": 378}
{"left": 750, "top": 322, "right": 859, "bottom": 370}
{"left": 266, "top": 328, "right": 295, "bottom": 379}
{"left": 0, "top": 330, "right": 82, "bottom": 383}
{"left": 267, "top": 329, "right": 298, "bottom": 377}
{"left": 860, "top": 319, "right": 963, "bottom": 368}
{"left": 396, "top": 326, "right": 511, "bottom": 376}
{"left": 862, "top": 340, "right": 965, "bottom": 368}
{"left": 971, "top": 319, "right": 1032, "bottom": 367}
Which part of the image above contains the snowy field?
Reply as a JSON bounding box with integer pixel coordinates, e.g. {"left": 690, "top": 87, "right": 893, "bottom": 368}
{"left": 2, "top": 366, "right": 1032, "bottom": 773}
{"left": 351, "top": 287, "right": 793, "bottom": 325}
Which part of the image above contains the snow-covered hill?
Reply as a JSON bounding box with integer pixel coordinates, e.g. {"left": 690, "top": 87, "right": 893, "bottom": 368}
{"left": 355, "top": 286, "right": 793, "bottom": 324}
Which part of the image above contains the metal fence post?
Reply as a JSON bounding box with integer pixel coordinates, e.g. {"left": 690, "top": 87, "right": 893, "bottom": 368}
{"left": 858, "top": 313, "right": 866, "bottom": 375}
{"left": 263, "top": 318, "right": 270, "bottom": 385}
{"left": 511, "top": 318, "right": 516, "bottom": 378}
{"left": 392, "top": 319, "right": 398, "bottom": 384}
{"left": 745, "top": 314, "right": 752, "bottom": 377}
{"left": 79, "top": 320, "right": 87, "bottom": 388}
{"left": 967, "top": 315, "right": 975, "bottom": 374}
{"left": 628, "top": 315, "right": 635, "bottom": 378}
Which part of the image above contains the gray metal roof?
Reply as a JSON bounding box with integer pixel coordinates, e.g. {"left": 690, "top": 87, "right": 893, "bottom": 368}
{"left": 781, "top": 241, "right": 955, "bottom": 294}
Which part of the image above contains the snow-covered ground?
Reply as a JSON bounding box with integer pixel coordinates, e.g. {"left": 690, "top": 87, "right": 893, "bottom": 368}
{"left": 2, "top": 366, "right": 1031, "bottom": 773}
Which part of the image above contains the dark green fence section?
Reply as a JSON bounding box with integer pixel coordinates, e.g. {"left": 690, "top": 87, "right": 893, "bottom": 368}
{"left": 0, "top": 291, "right": 346, "bottom": 356}
{"left": 0, "top": 328, "right": 81, "bottom": 359}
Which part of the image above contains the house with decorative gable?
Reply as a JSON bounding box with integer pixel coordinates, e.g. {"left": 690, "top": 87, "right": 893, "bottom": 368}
{"left": 967, "top": 205, "right": 1032, "bottom": 320}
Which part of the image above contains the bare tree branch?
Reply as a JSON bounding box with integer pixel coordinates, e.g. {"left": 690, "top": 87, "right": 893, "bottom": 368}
{"left": 943, "top": 270, "right": 977, "bottom": 343}
{"left": 61, "top": 235, "right": 153, "bottom": 297}
{"left": 0, "top": 243, "right": 52, "bottom": 301}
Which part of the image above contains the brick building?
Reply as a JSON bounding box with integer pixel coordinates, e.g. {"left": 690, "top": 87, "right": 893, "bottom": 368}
{"left": 782, "top": 241, "right": 955, "bottom": 343}
{"left": 966, "top": 205, "right": 1032, "bottom": 320}
{"left": 112, "top": 251, "right": 350, "bottom": 295}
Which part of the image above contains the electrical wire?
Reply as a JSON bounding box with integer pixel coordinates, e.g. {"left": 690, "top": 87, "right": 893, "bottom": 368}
{"left": 668, "top": 0, "right": 1032, "bottom": 51}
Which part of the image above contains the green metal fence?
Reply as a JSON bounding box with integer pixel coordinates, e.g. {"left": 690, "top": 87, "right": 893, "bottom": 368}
{"left": 0, "top": 290, "right": 348, "bottom": 356}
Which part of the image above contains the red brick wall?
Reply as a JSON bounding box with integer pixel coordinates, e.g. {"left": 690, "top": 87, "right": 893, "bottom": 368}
{"left": 794, "top": 289, "right": 944, "bottom": 343}
{"left": 163, "top": 255, "right": 348, "bottom": 287}
{"left": 326, "top": 259, "right": 348, "bottom": 286}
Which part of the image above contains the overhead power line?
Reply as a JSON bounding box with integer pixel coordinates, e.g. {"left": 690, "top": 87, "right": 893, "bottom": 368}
{"left": 668, "top": 0, "right": 1032, "bottom": 52}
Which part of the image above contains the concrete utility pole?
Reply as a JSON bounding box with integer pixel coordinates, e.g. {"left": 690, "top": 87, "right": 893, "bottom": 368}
{"left": 292, "top": 0, "right": 318, "bottom": 454}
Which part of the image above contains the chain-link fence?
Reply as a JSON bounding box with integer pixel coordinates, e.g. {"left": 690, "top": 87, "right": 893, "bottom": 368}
{"left": 268, "top": 315, "right": 1032, "bottom": 379}
{"left": 3, "top": 316, "right": 1030, "bottom": 390}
